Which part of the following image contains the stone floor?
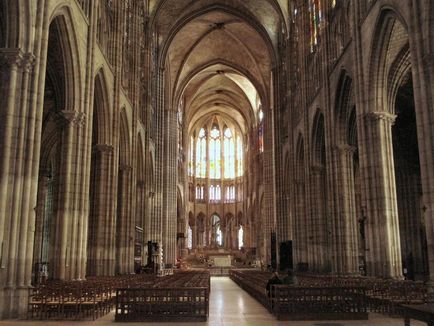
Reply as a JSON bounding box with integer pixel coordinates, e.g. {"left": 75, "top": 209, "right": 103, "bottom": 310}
{"left": 0, "top": 277, "right": 424, "bottom": 325}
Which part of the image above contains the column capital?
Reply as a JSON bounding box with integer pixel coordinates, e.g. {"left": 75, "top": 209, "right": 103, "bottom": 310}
{"left": 311, "top": 164, "right": 325, "bottom": 175}
{"left": 38, "top": 169, "right": 52, "bottom": 178}
{"left": 0, "top": 48, "right": 24, "bottom": 67}
{"left": 57, "top": 110, "right": 86, "bottom": 126}
{"left": 334, "top": 144, "right": 357, "bottom": 155}
{"left": 22, "top": 53, "right": 36, "bottom": 73}
{"left": 365, "top": 111, "right": 397, "bottom": 124}
{"left": 423, "top": 53, "right": 434, "bottom": 69}
{"left": 94, "top": 144, "right": 114, "bottom": 153}
{"left": 119, "top": 164, "right": 133, "bottom": 172}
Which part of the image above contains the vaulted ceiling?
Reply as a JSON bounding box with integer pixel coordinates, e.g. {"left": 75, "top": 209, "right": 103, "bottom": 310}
{"left": 151, "top": 0, "right": 285, "bottom": 136}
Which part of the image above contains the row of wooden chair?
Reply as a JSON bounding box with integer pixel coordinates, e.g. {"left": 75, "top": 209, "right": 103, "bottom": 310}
{"left": 28, "top": 274, "right": 160, "bottom": 320}
{"left": 28, "top": 271, "right": 212, "bottom": 320}
{"left": 229, "top": 269, "right": 428, "bottom": 317}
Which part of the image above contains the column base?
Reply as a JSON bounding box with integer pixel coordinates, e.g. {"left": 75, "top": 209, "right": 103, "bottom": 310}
{"left": 425, "top": 280, "right": 434, "bottom": 302}
{"left": 0, "top": 286, "right": 30, "bottom": 319}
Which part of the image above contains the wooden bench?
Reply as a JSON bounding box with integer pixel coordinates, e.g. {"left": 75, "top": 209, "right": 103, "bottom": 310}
{"left": 270, "top": 285, "right": 368, "bottom": 321}
{"left": 400, "top": 304, "right": 434, "bottom": 326}
{"left": 115, "top": 287, "right": 209, "bottom": 322}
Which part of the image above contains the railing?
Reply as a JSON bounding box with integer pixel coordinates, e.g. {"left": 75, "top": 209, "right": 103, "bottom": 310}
{"left": 115, "top": 287, "right": 209, "bottom": 322}
{"left": 271, "top": 285, "right": 368, "bottom": 321}
{"left": 230, "top": 269, "right": 428, "bottom": 320}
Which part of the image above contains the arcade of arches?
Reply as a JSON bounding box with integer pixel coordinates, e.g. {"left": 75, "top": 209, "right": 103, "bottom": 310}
{"left": 0, "top": 0, "right": 433, "bottom": 319}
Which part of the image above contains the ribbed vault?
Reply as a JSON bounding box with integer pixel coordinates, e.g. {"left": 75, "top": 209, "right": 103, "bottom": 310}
{"left": 153, "top": 1, "right": 278, "bottom": 136}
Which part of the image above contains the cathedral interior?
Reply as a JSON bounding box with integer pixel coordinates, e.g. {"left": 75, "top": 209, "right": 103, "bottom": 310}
{"left": 0, "top": 0, "right": 433, "bottom": 323}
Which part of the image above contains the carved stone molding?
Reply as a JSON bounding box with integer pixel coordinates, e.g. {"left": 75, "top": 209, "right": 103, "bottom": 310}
{"left": 423, "top": 54, "right": 434, "bottom": 69}
{"left": 57, "top": 110, "right": 86, "bottom": 127}
{"left": 119, "top": 164, "right": 133, "bottom": 173}
{"left": 0, "top": 48, "right": 24, "bottom": 68}
{"left": 311, "top": 165, "right": 325, "bottom": 175}
{"left": 365, "top": 111, "right": 397, "bottom": 125}
{"left": 334, "top": 145, "right": 357, "bottom": 155}
{"left": 94, "top": 144, "right": 114, "bottom": 153}
{"left": 22, "top": 53, "right": 36, "bottom": 73}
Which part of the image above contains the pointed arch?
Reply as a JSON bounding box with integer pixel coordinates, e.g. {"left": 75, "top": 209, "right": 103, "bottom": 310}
{"left": 48, "top": 6, "right": 83, "bottom": 113}
{"left": 136, "top": 135, "right": 145, "bottom": 182}
{"left": 295, "top": 134, "right": 305, "bottom": 180}
{"left": 1, "top": 0, "right": 32, "bottom": 49}
{"left": 119, "top": 107, "right": 131, "bottom": 167}
{"left": 0, "top": 1, "right": 6, "bottom": 48}
{"left": 368, "top": 9, "right": 409, "bottom": 114}
{"left": 334, "top": 70, "right": 354, "bottom": 145}
{"left": 93, "top": 69, "right": 111, "bottom": 145}
{"left": 312, "top": 110, "right": 326, "bottom": 166}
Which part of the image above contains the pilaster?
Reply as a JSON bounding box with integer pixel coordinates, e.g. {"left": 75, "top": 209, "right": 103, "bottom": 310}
{"left": 363, "top": 111, "right": 402, "bottom": 278}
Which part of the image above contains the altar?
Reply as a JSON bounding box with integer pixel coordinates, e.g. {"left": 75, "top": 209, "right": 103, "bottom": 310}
{"left": 210, "top": 255, "right": 232, "bottom": 267}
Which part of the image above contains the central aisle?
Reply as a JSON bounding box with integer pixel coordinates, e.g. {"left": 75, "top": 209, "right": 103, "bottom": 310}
{"left": 208, "top": 277, "right": 275, "bottom": 325}
{"left": 206, "top": 277, "right": 424, "bottom": 326}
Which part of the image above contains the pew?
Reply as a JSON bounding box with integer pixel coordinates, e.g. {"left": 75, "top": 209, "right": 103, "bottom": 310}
{"left": 114, "top": 271, "right": 210, "bottom": 322}
{"left": 270, "top": 284, "right": 368, "bottom": 321}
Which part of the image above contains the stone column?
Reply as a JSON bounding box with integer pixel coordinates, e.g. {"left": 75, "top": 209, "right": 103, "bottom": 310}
{"left": 162, "top": 109, "right": 177, "bottom": 265}
{"left": 414, "top": 52, "right": 434, "bottom": 296}
{"left": 293, "top": 180, "right": 306, "bottom": 266}
{"left": 52, "top": 110, "right": 85, "bottom": 280}
{"left": 309, "top": 165, "right": 328, "bottom": 272}
{"left": 262, "top": 107, "right": 277, "bottom": 265}
{"left": 88, "top": 144, "right": 114, "bottom": 276}
{"left": 363, "top": 112, "right": 402, "bottom": 278}
{"left": 0, "top": 50, "right": 24, "bottom": 291}
{"left": 32, "top": 171, "right": 51, "bottom": 271}
{"left": 0, "top": 50, "right": 39, "bottom": 318}
{"left": 333, "top": 145, "right": 359, "bottom": 274}
{"left": 116, "top": 165, "right": 134, "bottom": 274}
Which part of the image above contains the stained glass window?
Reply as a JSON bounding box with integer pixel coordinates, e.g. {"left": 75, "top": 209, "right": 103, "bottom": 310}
{"left": 209, "top": 125, "right": 221, "bottom": 179}
{"left": 187, "top": 226, "right": 193, "bottom": 249}
{"left": 309, "top": 0, "right": 324, "bottom": 52}
{"left": 209, "top": 185, "right": 215, "bottom": 201}
{"left": 225, "top": 185, "right": 235, "bottom": 202}
{"left": 237, "top": 136, "right": 243, "bottom": 177}
{"left": 216, "top": 185, "right": 221, "bottom": 201}
{"left": 224, "top": 128, "right": 235, "bottom": 178}
{"left": 216, "top": 226, "right": 222, "bottom": 246}
{"left": 196, "top": 128, "right": 206, "bottom": 178}
{"left": 189, "top": 136, "right": 194, "bottom": 176}
{"left": 190, "top": 119, "right": 245, "bottom": 204}
{"left": 196, "top": 184, "right": 204, "bottom": 200}
{"left": 259, "top": 110, "right": 264, "bottom": 153}
{"left": 238, "top": 226, "right": 244, "bottom": 249}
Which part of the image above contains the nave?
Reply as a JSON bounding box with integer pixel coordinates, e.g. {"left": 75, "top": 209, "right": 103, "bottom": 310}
{"left": 0, "top": 277, "right": 425, "bottom": 326}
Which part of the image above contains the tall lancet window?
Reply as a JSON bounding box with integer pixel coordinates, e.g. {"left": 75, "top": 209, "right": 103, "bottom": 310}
{"left": 209, "top": 125, "right": 221, "bottom": 179}
{"left": 196, "top": 128, "right": 206, "bottom": 178}
{"left": 238, "top": 226, "right": 244, "bottom": 249}
{"left": 189, "top": 136, "right": 194, "bottom": 176}
{"left": 258, "top": 109, "right": 264, "bottom": 153}
{"left": 187, "top": 226, "right": 193, "bottom": 250}
{"left": 224, "top": 127, "right": 235, "bottom": 178}
{"left": 209, "top": 185, "right": 215, "bottom": 201}
{"left": 215, "top": 185, "right": 221, "bottom": 201}
{"left": 309, "top": 0, "right": 324, "bottom": 52}
{"left": 237, "top": 135, "right": 243, "bottom": 177}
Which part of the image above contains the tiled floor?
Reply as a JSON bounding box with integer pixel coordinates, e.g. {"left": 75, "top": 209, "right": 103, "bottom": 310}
{"left": 0, "top": 277, "right": 424, "bottom": 325}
